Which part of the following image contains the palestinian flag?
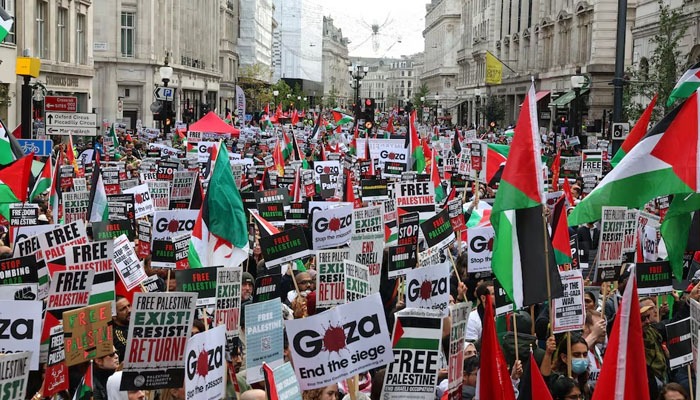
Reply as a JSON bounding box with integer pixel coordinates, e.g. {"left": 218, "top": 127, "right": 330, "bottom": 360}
{"left": 108, "top": 124, "right": 120, "bottom": 155}
{"left": 349, "top": 124, "right": 359, "bottom": 156}
{"left": 282, "top": 129, "right": 294, "bottom": 160}
{"left": 491, "top": 84, "right": 563, "bottom": 308}
{"left": 188, "top": 143, "right": 249, "bottom": 268}
{"left": 551, "top": 195, "right": 572, "bottom": 265}
{"left": 486, "top": 143, "right": 509, "bottom": 186}
{"left": 30, "top": 159, "right": 52, "bottom": 201}
{"left": 667, "top": 61, "right": 700, "bottom": 107}
{"left": 660, "top": 193, "right": 700, "bottom": 280}
{"left": 67, "top": 134, "right": 80, "bottom": 174}
{"left": 466, "top": 202, "right": 492, "bottom": 228}
{"left": 87, "top": 154, "right": 108, "bottom": 222}
{"left": 0, "top": 117, "right": 22, "bottom": 165}
{"left": 569, "top": 89, "right": 700, "bottom": 226}
{"left": 332, "top": 109, "right": 354, "bottom": 126}
{"left": 430, "top": 150, "right": 445, "bottom": 203}
{"left": 0, "top": 5, "right": 12, "bottom": 43}
{"left": 72, "top": 362, "right": 93, "bottom": 400}
{"left": 407, "top": 110, "right": 426, "bottom": 172}
{"left": 611, "top": 94, "right": 658, "bottom": 167}
{"left": 272, "top": 139, "right": 285, "bottom": 177}
{"left": 251, "top": 209, "right": 281, "bottom": 236}
{"left": 452, "top": 128, "right": 462, "bottom": 156}
{"left": 0, "top": 154, "right": 32, "bottom": 204}
{"left": 390, "top": 312, "right": 442, "bottom": 351}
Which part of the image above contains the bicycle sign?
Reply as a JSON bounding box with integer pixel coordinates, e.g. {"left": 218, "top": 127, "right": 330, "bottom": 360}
{"left": 18, "top": 139, "right": 53, "bottom": 156}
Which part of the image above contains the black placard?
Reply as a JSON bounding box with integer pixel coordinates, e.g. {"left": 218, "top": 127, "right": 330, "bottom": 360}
{"left": 156, "top": 160, "right": 179, "bottom": 181}
{"left": 636, "top": 261, "right": 673, "bottom": 295}
{"left": 361, "top": 178, "right": 388, "bottom": 201}
{"left": 175, "top": 267, "right": 218, "bottom": 306}
{"left": 420, "top": 208, "right": 454, "bottom": 249}
{"left": 398, "top": 212, "right": 419, "bottom": 246}
{"left": 253, "top": 274, "right": 281, "bottom": 303}
{"left": 257, "top": 203, "right": 285, "bottom": 224}
{"left": 387, "top": 244, "right": 417, "bottom": 277}
{"left": 254, "top": 188, "right": 290, "bottom": 206}
{"left": 286, "top": 202, "right": 308, "bottom": 224}
{"left": 666, "top": 318, "right": 693, "bottom": 369}
{"left": 91, "top": 219, "right": 135, "bottom": 241}
{"left": 0, "top": 255, "right": 40, "bottom": 284}
{"left": 319, "top": 174, "right": 337, "bottom": 199}
{"left": 384, "top": 161, "right": 406, "bottom": 177}
{"left": 259, "top": 227, "right": 311, "bottom": 268}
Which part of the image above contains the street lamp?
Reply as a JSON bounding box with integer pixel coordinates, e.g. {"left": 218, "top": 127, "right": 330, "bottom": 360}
{"left": 434, "top": 92, "right": 440, "bottom": 124}
{"left": 571, "top": 70, "right": 586, "bottom": 145}
{"left": 420, "top": 96, "right": 425, "bottom": 120}
{"left": 474, "top": 88, "right": 483, "bottom": 128}
{"left": 349, "top": 64, "right": 370, "bottom": 125}
{"left": 273, "top": 90, "right": 279, "bottom": 108}
{"left": 159, "top": 54, "right": 174, "bottom": 134}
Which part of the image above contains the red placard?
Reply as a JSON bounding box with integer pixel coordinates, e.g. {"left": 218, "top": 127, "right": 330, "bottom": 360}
{"left": 44, "top": 96, "right": 78, "bottom": 113}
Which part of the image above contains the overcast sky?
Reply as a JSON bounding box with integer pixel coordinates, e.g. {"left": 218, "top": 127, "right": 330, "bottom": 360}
{"left": 309, "top": 0, "right": 429, "bottom": 59}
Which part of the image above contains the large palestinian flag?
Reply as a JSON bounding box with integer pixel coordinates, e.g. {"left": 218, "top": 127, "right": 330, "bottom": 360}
{"left": 490, "top": 84, "right": 563, "bottom": 308}
{"left": 570, "top": 89, "right": 700, "bottom": 226}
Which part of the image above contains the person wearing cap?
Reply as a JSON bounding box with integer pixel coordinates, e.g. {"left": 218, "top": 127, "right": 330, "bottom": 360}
{"left": 239, "top": 272, "right": 255, "bottom": 328}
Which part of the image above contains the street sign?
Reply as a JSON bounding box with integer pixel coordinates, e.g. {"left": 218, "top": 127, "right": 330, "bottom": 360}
{"left": 17, "top": 139, "right": 53, "bottom": 156}
{"left": 154, "top": 86, "right": 174, "bottom": 101}
{"left": 612, "top": 122, "right": 630, "bottom": 140}
{"left": 46, "top": 112, "right": 97, "bottom": 128}
{"left": 46, "top": 126, "right": 97, "bottom": 136}
{"left": 44, "top": 96, "right": 77, "bottom": 113}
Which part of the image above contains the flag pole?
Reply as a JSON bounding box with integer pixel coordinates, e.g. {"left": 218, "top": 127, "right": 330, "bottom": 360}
{"left": 688, "top": 364, "right": 694, "bottom": 400}
{"left": 566, "top": 331, "right": 572, "bottom": 377}
{"left": 512, "top": 311, "right": 519, "bottom": 363}
{"left": 447, "top": 249, "right": 462, "bottom": 285}
{"left": 542, "top": 212, "right": 554, "bottom": 336}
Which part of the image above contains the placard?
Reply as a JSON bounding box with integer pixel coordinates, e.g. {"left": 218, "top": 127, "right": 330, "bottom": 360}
{"left": 467, "top": 226, "right": 494, "bottom": 273}
{"left": 151, "top": 210, "right": 199, "bottom": 242}
{"left": 92, "top": 219, "right": 135, "bottom": 241}
{"left": 636, "top": 261, "right": 673, "bottom": 295}
{"left": 387, "top": 244, "right": 417, "bottom": 278}
{"left": 62, "top": 191, "right": 90, "bottom": 223}
{"left": 257, "top": 203, "right": 286, "bottom": 226}
{"left": 259, "top": 227, "right": 312, "bottom": 268}
{"left": 254, "top": 274, "right": 281, "bottom": 303}
{"left": 9, "top": 203, "right": 39, "bottom": 226}
{"left": 44, "top": 324, "right": 69, "bottom": 396}
{"left": 311, "top": 204, "right": 353, "bottom": 250}
{"left": 184, "top": 325, "right": 226, "bottom": 400}
{"left": 396, "top": 181, "right": 435, "bottom": 221}
{"left": 316, "top": 249, "right": 349, "bottom": 308}
{"left": 46, "top": 269, "right": 93, "bottom": 313}
{"left": 284, "top": 293, "right": 393, "bottom": 390}
{"left": 597, "top": 206, "right": 626, "bottom": 268}
{"left": 286, "top": 202, "right": 308, "bottom": 224}
{"left": 447, "top": 302, "right": 471, "bottom": 399}
{"left": 121, "top": 293, "right": 197, "bottom": 390}
{"left": 113, "top": 234, "right": 148, "bottom": 291}
{"left": 447, "top": 199, "right": 465, "bottom": 232}
{"left": 147, "top": 180, "right": 171, "bottom": 210}
{"left": 136, "top": 219, "right": 152, "bottom": 259}
{"left": 0, "top": 255, "right": 40, "bottom": 285}
{"left": 171, "top": 171, "right": 197, "bottom": 201}
{"left": 0, "top": 352, "right": 31, "bottom": 399}
{"left": 123, "top": 184, "right": 156, "bottom": 218}
{"left": 405, "top": 263, "right": 450, "bottom": 317}
{"left": 344, "top": 260, "right": 370, "bottom": 302}
{"left": 37, "top": 221, "right": 89, "bottom": 262}
{"left": 551, "top": 269, "right": 585, "bottom": 334}
{"left": 215, "top": 267, "right": 241, "bottom": 338}
{"left": 62, "top": 301, "right": 114, "bottom": 366}
{"left": 361, "top": 179, "right": 389, "bottom": 201}
{"left": 0, "top": 301, "right": 43, "bottom": 369}
{"left": 581, "top": 150, "right": 603, "bottom": 177}
{"left": 176, "top": 267, "right": 218, "bottom": 306}
{"left": 420, "top": 208, "right": 455, "bottom": 250}
{"left": 666, "top": 318, "right": 693, "bottom": 369}
{"left": 244, "top": 298, "right": 284, "bottom": 384}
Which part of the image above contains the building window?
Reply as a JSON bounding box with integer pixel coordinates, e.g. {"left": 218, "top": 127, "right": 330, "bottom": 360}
{"left": 35, "top": 0, "right": 47, "bottom": 58}
{"left": 120, "top": 12, "right": 135, "bottom": 57}
{"left": 0, "top": 0, "right": 15, "bottom": 44}
{"left": 76, "top": 13, "right": 86, "bottom": 64}
{"left": 57, "top": 7, "right": 69, "bottom": 62}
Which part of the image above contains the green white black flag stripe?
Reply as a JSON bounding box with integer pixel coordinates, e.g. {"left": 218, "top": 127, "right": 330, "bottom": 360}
{"left": 0, "top": 6, "right": 13, "bottom": 43}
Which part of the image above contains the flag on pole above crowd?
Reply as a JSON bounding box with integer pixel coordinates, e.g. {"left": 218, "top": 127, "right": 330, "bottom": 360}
{"left": 0, "top": 5, "right": 13, "bottom": 43}
{"left": 667, "top": 61, "right": 700, "bottom": 106}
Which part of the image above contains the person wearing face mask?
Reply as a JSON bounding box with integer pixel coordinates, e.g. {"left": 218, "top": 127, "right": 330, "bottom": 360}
{"left": 542, "top": 336, "right": 592, "bottom": 399}
{"left": 582, "top": 310, "right": 606, "bottom": 389}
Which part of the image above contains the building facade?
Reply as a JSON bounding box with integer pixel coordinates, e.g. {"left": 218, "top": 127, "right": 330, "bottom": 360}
{"left": 219, "top": 0, "right": 241, "bottom": 117}
{"left": 0, "top": 0, "right": 17, "bottom": 128}
{"left": 238, "top": 0, "right": 275, "bottom": 83}
{"left": 321, "top": 16, "right": 350, "bottom": 108}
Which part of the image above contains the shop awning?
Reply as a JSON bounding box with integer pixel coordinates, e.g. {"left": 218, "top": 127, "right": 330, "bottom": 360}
{"left": 519, "top": 90, "right": 550, "bottom": 106}
{"left": 551, "top": 88, "right": 589, "bottom": 107}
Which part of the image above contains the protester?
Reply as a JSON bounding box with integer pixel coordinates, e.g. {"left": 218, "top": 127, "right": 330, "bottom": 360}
{"left": 93, "top": 347, "right": 119, "bottom": 400}
{"left": 112, "top": 296, "right": 131, "bottom": 361}
{"left": 658, "top": 382, "right": 690, "bottom": 400}
{"left": 465, "top": 281, "right": 494, "bottom": 343}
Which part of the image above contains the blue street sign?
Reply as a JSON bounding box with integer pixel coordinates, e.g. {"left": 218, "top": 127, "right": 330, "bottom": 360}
{"left": 18, "top": 139, "right": 54, "bottom": 156}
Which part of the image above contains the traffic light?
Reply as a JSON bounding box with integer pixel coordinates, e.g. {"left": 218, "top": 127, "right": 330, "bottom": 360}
{"left": 200, "top": 103, "right": 210, "bottom": 117}
{"left": 363, "top": 98, "right": 376, "bottom": 131}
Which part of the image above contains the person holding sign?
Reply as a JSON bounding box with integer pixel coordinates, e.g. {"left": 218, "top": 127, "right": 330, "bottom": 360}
{"left": 541, "top": 336, "right": 592, "bottom": 399}
{"left": 94, "top": 346, "right": 120, "bottom": 400}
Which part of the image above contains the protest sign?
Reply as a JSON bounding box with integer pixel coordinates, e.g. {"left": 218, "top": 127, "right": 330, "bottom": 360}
{"left": 349, "top": 206, "right": 384, "bottom": 293}
{"left": 467, "top": 226, "right": 494, "bottom": 273}
{"left": 597, "top": 206, "right": 626, "bottom": 268}
{"left": 263, "top": 362, "right": 302, "bottom": 400}
{"left": 318, "top": 174, "right": 337, "bottom": 199}
{"left": 9, "top": 204, "right": 38, "bottom": 227}
{"left": 255, "top": 188, "right": 291, "bottom": 208}
{"left": 92, "top": 219, "right": 135, "bottom": 241}
{"left": 176, "top": 267, "right": 218, "bottom": 306}
{"left": 313, "top": 161, "right": 341, "bottom": 185}
{"left": 113, "top": 234, "right": 148, "bottom": 291}
{"left": 102, "top": 166, "right": 121, "bottom": 194}
{"left": 152, "top": 233, "right": 190, "bottom": 269}
{"left": 316, "top": 249, "right": 349, "bottom": 308}
{"left": 286, "top": 202, "right": 308, "bottom": 225}
{"left": 345, "top": 260, "right": 370, "bottom": 302}
{"left": 284, "top": 293, "right": 393, "bottom": 390}
{"left": 244, "top": 298, "right": 284, "bottom": 383}
{"left": 37, "top": 221, "right": 89, "bottom": 263}
{"left": 381, "top": 308, "right": 443, "bottom": 400}
{"left": 156, "top": 160, "right": 179, "bottom": 181}
{"left": 62, "top": 191, "right": 90, "bottom": 223}
{"left": 215, "top": 267, "right": 241, "bottom": 338}
{"left": 141, "top": 275, "right": 162, "bottom": 292}
{"left": 447, "top": 199, "right": 465, "bottom": 232}
{"left": 666, "top": 318, "right": 693, "bottom": 369}
{"left": 0, "top": 352, "right": 31, "bottom": 400}
{"left": 171, "top": 171, "right": 197, "bottom": 201}
{"left": 622, "top": 209, "right": 639, "bottom": 254}
{"left": 136, "top": 218, "right": 151, "bottom": 259}
{"left": 257, "top": 203, "right": 286, "bottom": 226}
{"left": 311, "top": 204, "right": 353, "bottom": 250}
{"left": 0, "top": 300, "right": 43, "bottom": 369}
{"left": 66, "top": 241, "right": 115, "bottom": 305}
{"left": 62, "top": 301, "right": 114, "bottom": 366}
{"left": 254, "top": 274, "right": 280, "bottom": 303}
{"left": 636, "top": 261, "right": 673, "bottom": 295}
{"left": 405, "top": 263, "right": 450, "bottom": 317}
{"left": 0, "top": 283, "right": 38, "bottom": 300}
{"left": 420, "top": 208, "right": 455, "bottom": 250}
{"left": 148, "top": 180, "right": 171, "bottom": 210}
{"left": 107, "top": 193, "right": 136, "bottom": 222}
{"left": 72, "top": 177, "right": 87, "bottom": 192}
{"left": 494, "top": 278, "right": 513, "bottom": 316}
{"left": 398, "top": 211, "right": 419, "bottom": 247}
{"left": 551, "top": 269, "right": 585, "bottom": 334}
{"left": 259, "top": 227, "right": 311, "bottom": 268}
{"left": 151, "top": 210, "right": 198, "bottom": 243}
{"left": 44, "top": 324, "right": 69, "bottom": 396}
{"left": 122, "top": 293, "right": 197, "bottom": 390}
{"left": 581, "top": 149, "right": 603, "bottom": 177}
{"left": 124, "top": 184, "right": 156, "bottom": 218}
{"left": 448, "top": 302, "right": 471, "bottom": 399}
{"left": 46, "top": 269, "right": 93, "bottom": 314}
{"left": 383, "top": 161, "right": 406, "bottom": 179}
{"left": 0, "top": 255, "right": 39, "bottom": 285}
{"left": 361, "top": 179, "right": 389, "bottom": 201}
{"left": 387, "top": 244, "right": 417, "bottom": 278}
{"left": 396, "top": 181, "right": 435, "bottom": 221}
{"left": 184, "top": 325, "right": 226, "bottom": 400}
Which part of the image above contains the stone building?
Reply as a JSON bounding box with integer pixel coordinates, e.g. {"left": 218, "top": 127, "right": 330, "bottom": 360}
{"left": 321, "top": 16, "right": 350, "bottom": 108}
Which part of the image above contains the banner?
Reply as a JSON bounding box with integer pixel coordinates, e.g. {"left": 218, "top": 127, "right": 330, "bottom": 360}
{"left": 636, "top": 261, "right": 673, "bottom": 295}
{"left": 467, "top": 226, "right": 494, "bottom": 273}
{"left": 38, "top": 221, "right": 89, "bottom": 263}
{"left": 316, "top": 249, "right": 349, "bottom": 308}
{"left": 148, "top": 180, "right": 171, "bottom": 210}
{"left": 597, "top": 206, "right": 626, "bottom": 268}
{"left": 123, "top": 184, "right": 156, "bottom": 218}
{"left": 113, "top": 234, "right": 148, "bottom": 291}
{"left": 65, "top": 241, "right": 115, "bottom": 305}
{"left": 235, "top": 85, "right": 246, "bottom": 128}
{"left": 396, "top": 181, "right": 435, "bottom": 221}
{"left": 0, "top": 301, "right": 43, "bottom": 369}
{"left": 62, "top": 191, "right": 90, "bottom": 223}
{"left": 63, "top": 301, "right": 114, "bottom": 366}
{"left": 381, "top": 308, "right": 443, "bottom": 399}
{"left": 447, "top": 302, "right": 471, "bottom": 399}
{"left": 666, "top": 318, "right": 693, "bottom": 369}
{"left": 184, "top": 325, "right": 226, "bottom": 400}
{"left": 284, "top": 293, "right": 393, "bottom": 390}
{"left": 215, "top": 267, "right": 241, "bottom": 338}
{"left": 0, "top": 352, "right": 31, "bottom": 400}
{"left": 46, "top": 269, "right": 93, "bottom": 313}
{"left": 176, "top": 267, "right": 218, "bottom": 307}
{"left": 259, "top": 227, "right": 311, "bottom": 268}
{"left": 420, "top": 208, "right": 455, "bottom": 250}
{"left": 551, "top": 269, "right": 585, "bottom": 334}
{"left": 405, "top": 264, "right": 450, "bottom": 317}
{"left": 244, "top": 298, "right": 284, "bottom": 383}
{"left": 311, "top": 204, "right": 353, "bottom": 250}
{"left": 122, "top": 293, "right": 197, "bottom": 390}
